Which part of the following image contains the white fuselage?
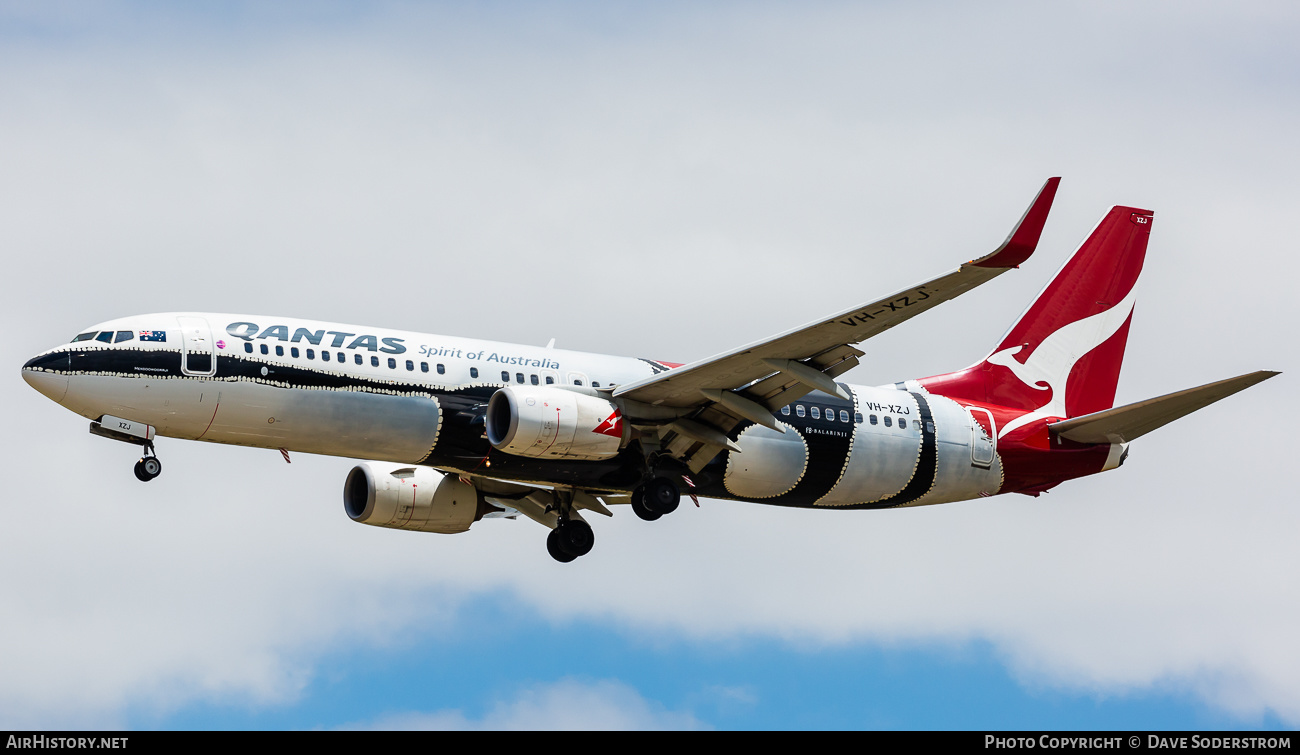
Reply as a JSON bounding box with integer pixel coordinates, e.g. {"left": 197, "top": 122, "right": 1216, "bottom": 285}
{"left": 24, "top": 312, "right": 1006, "bottom": 509}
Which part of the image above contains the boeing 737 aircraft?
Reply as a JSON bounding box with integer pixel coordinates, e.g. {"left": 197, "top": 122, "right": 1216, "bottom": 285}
{"left": 21, "top": 178, "right": 1278, "bottom": 562}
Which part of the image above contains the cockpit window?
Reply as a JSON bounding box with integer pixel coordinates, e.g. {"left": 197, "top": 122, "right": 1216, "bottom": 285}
{"left": 114, "top": 331, "right": 134, "bottom": 343}
{"left": 95, "top": 331, "right": 114, "bottom": 343}
{"left": 72, "top": 332, "right": 97, "bottom": 342}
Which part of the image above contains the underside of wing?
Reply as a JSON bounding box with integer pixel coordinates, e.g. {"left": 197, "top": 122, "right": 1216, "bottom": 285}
{"left": 452, "top": 472, "right": 629, "bottom": 529}
{"left": 613, "top": 177, "right": 1061, "bottom": 469}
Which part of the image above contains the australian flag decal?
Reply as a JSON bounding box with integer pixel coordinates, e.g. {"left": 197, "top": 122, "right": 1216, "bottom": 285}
{"left": 139, "top": 330, "right": 167, "bottom": 342}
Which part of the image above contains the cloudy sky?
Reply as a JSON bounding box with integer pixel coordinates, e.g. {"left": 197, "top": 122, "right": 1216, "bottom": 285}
{"left": 2, "top": 1, "right": 1297, "bottom": 730}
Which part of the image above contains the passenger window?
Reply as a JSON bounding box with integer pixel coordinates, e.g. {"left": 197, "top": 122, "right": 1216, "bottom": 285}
{"left": 470, "top": 367, "right": 479, "bottom": 379}
{"left": 781, "top": 406, "right": 791, "bottom": 415}
{"left": 544, "top": 375, "right": 553, "bottom": 384}
{"left": 840, "top": 410, "right": 849, "bottom": 423}
{"left": 244, "top": 343, "right": 253, "bottom": 354}
{"left": 421, "top": 362, "right": 429, "bottom": 373}
{"left": 870, "top": 414, "right": 878, "bottom": 425}
{"left": 354, "top": 354, "right": 363, "bottom": 365}
{"left": 810, "top": 407, "right": 820, "bottom": 419}
{"left": 530, "top": 374, "right": 539, "bottom": 385}
{"left": 573, "top": 379, "right": 583, "bottom": 386}
{"left": 276, "top": 346, "right": 284, "bottom": 357}
{"left": 307, "top": 349, "right": 315, "bottom": 360}
{"left": 899, "top": 418, "right": 907, "bottom": 429}
{"left": 854, "top": 412, "right": 863, "bottom": 424}
{"left": 72, "top": 332, "right": 97, "bottom": 342}
{"left": 115, "top": 331, "right": 133, "bottom": 343}
{"left": 516, "top": 373, "right": 525, "bottom": 384}
{"left": 322, "top": 351, "right": 331, "bottom": 362}
{"left": 796, "top": 405, "right": 806, "bottom": 418}
{"left": 926, "top": 422, "right": 935, "bottom": 433}
{"left": 592, "top": 382, "right": 600, "bottom": 388}
{"left": 388, "top": 358, "right": 397, "bottom": 369}
{"left": 502, "top": 371, "right": 510, "bottom": 382}
{"left": 291, "top": 347, "right": 299, "bottom": 358}
{"left": 405, "top": 360, "right": 413, "bottom": 371}
{"left": 260, "top": 344, "right": 269, "bottom": 355}
{"left": 370, "top": 356, "right": 379, "bottom": 367}
{"left": 337, "top": 352, "right": 345, "bottom": 362}
{"left": 95, "top": 331, "right": 113, "bottom": 343}
{"left": 884, "top": 416, "right": 892, "bottom": 427}
{"left": 437, "top": 363, "right": 446, "bottom": 375}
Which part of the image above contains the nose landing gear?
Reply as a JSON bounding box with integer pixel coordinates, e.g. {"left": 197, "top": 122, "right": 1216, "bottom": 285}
{"left": 133, "top": 442, "right": 162, "bottom": 482}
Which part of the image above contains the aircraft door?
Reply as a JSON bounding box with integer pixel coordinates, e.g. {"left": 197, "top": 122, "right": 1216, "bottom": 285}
{"left": 177, "top": 316, "right": 218, "bottom": 377}
{"left": 967, "top": 407, "right": 996, "bottom": 469}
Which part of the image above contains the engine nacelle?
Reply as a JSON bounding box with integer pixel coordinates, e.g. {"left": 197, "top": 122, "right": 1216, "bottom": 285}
{"left": 485, "top": 386, "right": 628, "bottom": 460}
{"left": 344, "top": 462, "right": 480, "bottom": 534}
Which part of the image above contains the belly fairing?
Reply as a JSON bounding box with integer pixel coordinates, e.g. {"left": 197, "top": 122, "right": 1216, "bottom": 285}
{"left": 723, "top": 421, "right": 808, "bottom": 499}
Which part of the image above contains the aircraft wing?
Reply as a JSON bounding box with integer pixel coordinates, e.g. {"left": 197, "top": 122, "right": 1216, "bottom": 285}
{"left": 612, "top": 177, "right": 1060, "bottom": 468}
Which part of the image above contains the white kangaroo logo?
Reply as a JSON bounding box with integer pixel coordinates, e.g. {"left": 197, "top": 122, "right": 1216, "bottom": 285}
{"left": 991, "top": 284, "right": 1138, "bottom": 438}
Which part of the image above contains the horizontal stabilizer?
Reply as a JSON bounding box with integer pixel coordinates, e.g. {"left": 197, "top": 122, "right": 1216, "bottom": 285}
{"left": 1048, "top": 370, "right": 1279, "bottom": 444}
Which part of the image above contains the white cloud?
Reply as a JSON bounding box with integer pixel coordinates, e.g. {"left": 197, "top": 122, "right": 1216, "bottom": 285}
{"left": 345, "top": 678, "right": 703, "bottom": 731}
{"left": 1, "top": 0, "right": 1297, "bottom": 728}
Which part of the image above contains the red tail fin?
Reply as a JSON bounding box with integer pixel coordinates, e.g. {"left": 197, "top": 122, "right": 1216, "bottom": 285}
{"left": 920, "top": 206, "right": 1153, "bottom": 429}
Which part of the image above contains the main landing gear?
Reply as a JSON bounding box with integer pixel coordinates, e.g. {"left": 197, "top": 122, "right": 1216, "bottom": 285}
{"left": 543, "top": 490, "right": 596, "bottom": 563}
{"left": 630, "top": 476, "right": 681, "bottom": 522}
{"left": 540, "top": 477, "right": 682, "bottom": 563}
{"left": 133, "top": 442, "right": 162, "bottom": 482}
{"left": 546, "top": 519, "right": 594, "bottom": 563}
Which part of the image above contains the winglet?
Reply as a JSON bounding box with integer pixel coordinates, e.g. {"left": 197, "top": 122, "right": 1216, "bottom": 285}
{"left": 971, "top": 176, "right": 1061, "bottom": 269}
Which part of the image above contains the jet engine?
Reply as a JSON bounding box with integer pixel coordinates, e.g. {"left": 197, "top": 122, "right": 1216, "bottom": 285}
{"left": 344, "top": 462, "right": 481, "bottom": 534}
{"left": 485, "top": 386, "right": 628, "bottom": 460}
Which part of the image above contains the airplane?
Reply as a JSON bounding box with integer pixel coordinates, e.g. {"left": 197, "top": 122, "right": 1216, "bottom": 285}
{"left": 20, "top": 178, "right": 1279, "bottom": 562}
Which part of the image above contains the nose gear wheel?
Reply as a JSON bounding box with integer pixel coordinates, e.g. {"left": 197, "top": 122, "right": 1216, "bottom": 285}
{"left": 133, "top": 442, "right": 162, "bottom": 482}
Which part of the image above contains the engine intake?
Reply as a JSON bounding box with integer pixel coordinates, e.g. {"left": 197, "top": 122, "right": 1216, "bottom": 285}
{"left": 486, "top": 386, "right": 628, "bottom": 460}
{"left": 344, "top": 462, "right": 481, "bottom": 534}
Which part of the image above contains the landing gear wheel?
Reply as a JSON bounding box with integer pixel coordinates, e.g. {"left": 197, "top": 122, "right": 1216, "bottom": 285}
{"left": 630, "top": 487, "right": 662, "bottom": 522}
{"left": 546, "top": 528, "right": 578, "bottom": 563}
{"left": 134, "top": 456, "right": 162, "bottom": 482}
{"left": 644, "top": 476, "right": 680, "bottom": 515}
{"left": 557, "top": 519, "right": 594, "bottom": 558}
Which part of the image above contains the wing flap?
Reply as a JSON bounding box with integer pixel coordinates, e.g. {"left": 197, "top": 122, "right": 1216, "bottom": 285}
{"left": 665, "top": 350, "right": 861, "bottom": 470}
{"left": 1048, "top": 370, "right": 1279, "bottom": 444}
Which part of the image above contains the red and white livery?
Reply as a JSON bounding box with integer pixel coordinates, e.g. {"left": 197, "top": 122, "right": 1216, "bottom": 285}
{"left": 21, "top": 178, "right": 1278, "bottom": 561}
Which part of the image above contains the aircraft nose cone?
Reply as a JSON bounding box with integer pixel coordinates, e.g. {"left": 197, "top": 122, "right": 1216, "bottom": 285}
{"left": 22, "top": 352, "right": 70, "bottom": 404}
